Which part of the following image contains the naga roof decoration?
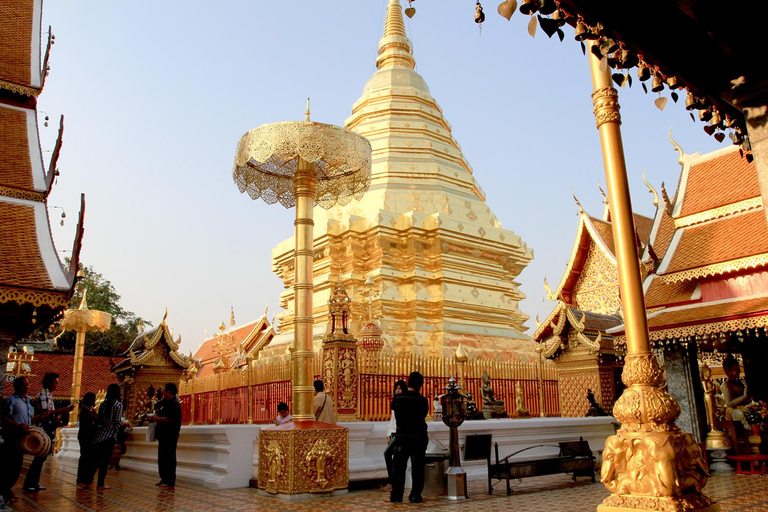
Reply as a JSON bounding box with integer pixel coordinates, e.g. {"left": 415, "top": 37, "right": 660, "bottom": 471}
{"left": 533, "top": 299, "right": 615, "bottom": 359}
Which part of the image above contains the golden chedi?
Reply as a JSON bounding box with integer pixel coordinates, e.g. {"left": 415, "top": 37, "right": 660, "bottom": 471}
{"left": 269, "top": 0, "right": 534, "bottom": 361}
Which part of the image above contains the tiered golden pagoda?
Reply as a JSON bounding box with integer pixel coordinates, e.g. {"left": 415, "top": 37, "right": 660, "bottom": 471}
{"left": 269, "top": 0, "right": 534, "bottom": 361}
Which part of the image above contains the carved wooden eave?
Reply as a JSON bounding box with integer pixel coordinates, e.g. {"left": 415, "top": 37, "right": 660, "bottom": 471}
{"left": 242, "top": 315, "right": 276, "bottom": 359}
{"left": 534, "top": 299, "right": 619, "bottom": 359}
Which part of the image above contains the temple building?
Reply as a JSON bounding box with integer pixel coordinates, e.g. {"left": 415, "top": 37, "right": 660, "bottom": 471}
{"left": 266, "top": 0, "right": 534, "bottom": 360}
{"left": 193, "top": 308, "right": 276, "bottom": 377}
{"left": 609, "top": 141, "right": 767, "bottom": 441}
{"left": 0, "top": 0, "right": 84, "bottom": 383}
{"left": 111, "top": 311, "right": 195, "bottom": 421}
{"left": 533, "top": 198, "right": 652, "bottom": 416}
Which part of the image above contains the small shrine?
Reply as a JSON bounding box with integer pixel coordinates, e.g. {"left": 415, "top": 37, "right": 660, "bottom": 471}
{"left": 111, "top": 311, "right": 195, "bottom": 421}
{"left": 533, "top": 194, "right": 650, "bottom": 417}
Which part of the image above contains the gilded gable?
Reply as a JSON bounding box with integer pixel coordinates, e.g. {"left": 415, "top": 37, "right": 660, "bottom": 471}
{"left": 572, "top": 244, "right": 620, "bottom": 315}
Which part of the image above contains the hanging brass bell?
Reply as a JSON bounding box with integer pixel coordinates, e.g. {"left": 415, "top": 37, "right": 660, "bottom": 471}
{"left": 519, "top": 0, "right": 539, "bottom": 15}
{"left": 699, "top": 108, "right": 712, "bottom": 122}
{"left": 620, "top": 50, "right": 638, "bottom": 69}
{"left": 685, "top": 91, "right": 704, "bottom": 111}
{"left": 651, "top": 74, "right": 664, "bottom": 93}
{"left": 637, "top": 62, "right": 651, "bottom": 81}
{"left": 666, "top": 76, "right": 680, "bottom": 90}
{"left": 574, "top": 19, "right": 588, "bottom": 41}
{"left": 539, "top": 0, "right": 557, "bottom": 15}
{"left": 475, "top": 1, "right": 486, "bottom": 23}
{"left": 710, "top": 109, "right": 722, "bottom": 127}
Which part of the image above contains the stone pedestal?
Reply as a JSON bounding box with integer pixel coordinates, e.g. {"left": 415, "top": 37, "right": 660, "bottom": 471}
{"left": 707, "top": 448, "right": 734, "bottom": 474}
{"left": 257, "top": 420, "right": 348, "bottom": 497}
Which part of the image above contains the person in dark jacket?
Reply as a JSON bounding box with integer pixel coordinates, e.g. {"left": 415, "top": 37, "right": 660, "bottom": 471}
{"left": 76, "top": 392, "right": 98, "bottom": 489}
{"left": 147, "top": 383, "right": 182, "bottom": 488}
{"left": 389, "top": 371, "right": 429, "bottom": 504}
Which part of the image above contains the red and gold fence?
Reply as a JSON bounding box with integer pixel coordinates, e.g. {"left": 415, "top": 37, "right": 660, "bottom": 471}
{"left": 179, "top": 351, "right": 559, "bottom": 425}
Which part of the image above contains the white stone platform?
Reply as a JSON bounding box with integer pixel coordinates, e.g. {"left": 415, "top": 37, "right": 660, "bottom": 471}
{"left": 57, "top": 417, "right": 617, "bottom": 489}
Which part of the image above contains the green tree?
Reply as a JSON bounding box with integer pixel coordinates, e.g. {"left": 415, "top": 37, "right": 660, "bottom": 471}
{"left": 31, "top": 264, "right": 152, "bottom": 356}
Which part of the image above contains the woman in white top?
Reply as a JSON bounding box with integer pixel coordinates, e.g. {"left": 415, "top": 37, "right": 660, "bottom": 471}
{"left": 383, "top": 380, "right": 408, "bottom": 492}
{"left": 721, "top": 355, "right": 749, "bottom": 421}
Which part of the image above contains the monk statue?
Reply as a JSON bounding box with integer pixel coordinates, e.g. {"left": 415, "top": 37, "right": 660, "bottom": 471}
{"left": 480, "top": 372, "right": 506, "bottom": 418}
{"left": 515, "top": 382, "right": 530, "bottom": 418}
{"left": 585, "top": 388, "right": 607, "bottom": 417}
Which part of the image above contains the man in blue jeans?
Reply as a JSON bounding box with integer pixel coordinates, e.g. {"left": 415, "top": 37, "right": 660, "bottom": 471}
{"left": 390, "top": 371, "right": 429, "bottom": 503}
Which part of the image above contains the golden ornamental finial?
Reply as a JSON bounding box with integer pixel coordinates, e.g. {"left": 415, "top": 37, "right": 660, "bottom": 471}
{"left": 304, "top": 98, "right": 311, "bottom": 122}
{"left": 264, "top": 301, "right": 269, "bottom": 318}
{"left": 661, "top": 181, "right": 674, "bottom": 216}
{"left": 571, "top": 191, "right": 585, "bottom": 215}
{"left": 230, "top": 306, "right": 235, "bottom": 327}
{"left": 455, "top": 344, "right": 468, "bottom": 363}
{"left": 162, "top": 307, "right": 168, "bottom": 325}
{"left": 377, "top": 0, "right": 415, "bottom": 70}
{"left": 78, "top": 288, "right": 89, "bottom": 310}
{"left": 219, "top": 321, "right": 226, "bottom": 332}
{"left": 642, "top": 170, "right": 660, "bottom": 208}
{"left": 668, "top": 128, "right": 685, "bottom": 167}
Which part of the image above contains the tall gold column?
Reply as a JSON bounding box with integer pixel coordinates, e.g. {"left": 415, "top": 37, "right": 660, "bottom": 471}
{"left": 587, "top": 42, "right": 718, "bottom": 512}
{"left": 60, "top": 290, "right": 111, "bottom": 426}
{"left": 292, "top": 157, "right": 317, "bottom": 420}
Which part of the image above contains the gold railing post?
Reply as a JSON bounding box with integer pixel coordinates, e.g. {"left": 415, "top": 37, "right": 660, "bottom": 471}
{"left": 246, "top": 356, "right": 254, "bottom": 424}
{"left": 190, "top": 388, "right": 195, "bottom": 426}
{"left": 216, "top": 372, "right": 222, "bottom": 425}
{"left": 587, "top": 41, "right": 718, "bottom": 512}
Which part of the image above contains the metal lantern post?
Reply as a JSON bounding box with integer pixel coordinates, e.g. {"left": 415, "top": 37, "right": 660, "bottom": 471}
{"left": 232, "top": 102, "right": 371, "bottom": 496}
{"left": 440, "top": 377, "right": 468, "bottom": 500}
{"left": 59, "top": 290, "right": 112, "bottom": 426}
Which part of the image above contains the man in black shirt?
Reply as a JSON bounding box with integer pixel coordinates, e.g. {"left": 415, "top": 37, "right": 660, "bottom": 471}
{"left": 390, "top": 371, "right": 429, "bottom": 503}
{"left": 148, "top": 383, "right": 182, "bottom": 488}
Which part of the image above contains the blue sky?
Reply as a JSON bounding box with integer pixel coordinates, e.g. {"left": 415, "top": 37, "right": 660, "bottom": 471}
{"left": 38, "top": 1, "right": 724, "bottom": 354}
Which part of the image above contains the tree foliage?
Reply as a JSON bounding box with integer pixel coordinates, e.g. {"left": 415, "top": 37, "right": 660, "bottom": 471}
{"left": 31, "top": 264, "right": 152, "bottom": 356}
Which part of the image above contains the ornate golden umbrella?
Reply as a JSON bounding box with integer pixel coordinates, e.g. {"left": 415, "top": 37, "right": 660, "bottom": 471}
{"left": 59, "top": 289, "right": 112, "bottom": 425}
{"left": 232, "top": 103, "right": 371, "bottom": 421}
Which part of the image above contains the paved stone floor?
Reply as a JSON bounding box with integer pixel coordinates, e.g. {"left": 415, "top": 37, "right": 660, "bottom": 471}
{"left": 6, "top": 456, "right": 768, "bottom": 511}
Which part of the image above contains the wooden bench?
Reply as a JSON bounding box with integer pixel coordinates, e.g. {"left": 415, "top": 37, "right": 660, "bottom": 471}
{"left": 487, "top": 438, "right": 595, "bottom": 495}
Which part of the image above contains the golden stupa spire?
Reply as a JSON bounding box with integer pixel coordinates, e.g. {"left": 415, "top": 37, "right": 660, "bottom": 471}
{"left": 376, "top": 0, "right": 415, "bottom": 70}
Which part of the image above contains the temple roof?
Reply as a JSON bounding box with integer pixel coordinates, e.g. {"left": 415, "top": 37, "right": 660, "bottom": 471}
{"left": 193, "top": 315, "right": 274, "bottom": 377}
{"left": 0, "top": 0, "right": 46, "bottom": 97}
{"left": 647, "top": 145, "right": 764, "bottom": 284}
{"left": 611, "top": 294, "right": 768, "bottom": 343}
{"left": 114, "top": 311, "right": 191, "bottom": 371}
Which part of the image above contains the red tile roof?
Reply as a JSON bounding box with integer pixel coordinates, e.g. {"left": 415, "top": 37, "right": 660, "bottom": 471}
{"left": 0, "top": 0, "right": 33, "bottom": 88}
{"left": 646, "top": 295, "right": 768, "bottom": 331}
{"left": 644, "top": 277, "right": 697, "bottom": 308}
{"left": 3, "top": 353, "right": 118, "bottom": 400}
{"left": 590, "top": 214, "right": 652, "bottom": 256}
{"left": 193, "top": 319, "right": 271, "bottom": 378}
{"left": 0, "top": 202, "right": 54, "bottom": 289}
{"left": 663, "top": 209, "right": 768, "bottom": 274}
{"left": 0, "top": 106, "right": 34, "bottom": 191}
{"left": 680, "top": 149, "right": 760, "bottom": 217}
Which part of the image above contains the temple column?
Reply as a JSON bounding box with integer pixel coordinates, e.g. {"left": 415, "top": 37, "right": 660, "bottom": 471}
{"left": 588, "top": 41, "right": 718, "bottom": 512}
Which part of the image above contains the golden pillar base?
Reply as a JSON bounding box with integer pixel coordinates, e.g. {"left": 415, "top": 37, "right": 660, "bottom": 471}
{"left": 258, "top": 420, "right": 348, "bottom": 497}
{"left": 598, "top": 496, "right": 720, "bottom": 512}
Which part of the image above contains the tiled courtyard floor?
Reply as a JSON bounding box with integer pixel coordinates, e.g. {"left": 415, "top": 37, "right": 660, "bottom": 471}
{"left": 6, "top": 456, "right": 768, "bottom": 511}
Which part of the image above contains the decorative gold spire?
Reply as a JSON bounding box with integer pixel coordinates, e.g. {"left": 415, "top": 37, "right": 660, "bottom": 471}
{"left": 642, "top": 170, "right": 660, "bottom": 208}
{"left": 304, "top": 98, "right": 311, "bottom": 122}
{"left": 376, "top": 0, "right": 415, "bottom": 70}
{"left": 230, "top": 306, "right": 235, "bottom": 327}
{"left": 668, "top": 128, "right": 685, "bottom": 167}
{"left": 78, "top": 288, "right": 89, "bottom": 310}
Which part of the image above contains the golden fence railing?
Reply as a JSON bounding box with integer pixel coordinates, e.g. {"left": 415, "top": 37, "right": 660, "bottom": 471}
{"left": 179, "top": 350, "right": 559, "bottom": 425}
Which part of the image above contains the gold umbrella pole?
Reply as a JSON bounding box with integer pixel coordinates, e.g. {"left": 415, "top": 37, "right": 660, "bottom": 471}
{"left": 587, "top": 41, "right": 718, "bottom": 512}
{"left": 60, "top": 290, "right": 112, "bottom": 426}
{"left": 293, "top": 157, "right": 317, "bottom": 421}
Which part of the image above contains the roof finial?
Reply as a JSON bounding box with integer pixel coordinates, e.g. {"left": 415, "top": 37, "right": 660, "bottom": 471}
{"left": 376, "top": 0, "right": 415, "bottom": 70}
{"left": 264, "top": 301, "right": 269, "bottom": 318}
{"left": 668, "top": 128, "right": 685, "bottom": 167}
{"left": 598, "top": 182, "right": 610, "bottom": 221}
{"left": 230, "top": 306, "right": 235, "bottom": 327}
{"left": 304, "top": 98, "right": 311, "bottom": 122}
{"left": 642, "top": 170, "right": 660, "bottom": 208}
{"left": 78, "top": 288, "right": 89, "bottom": 310}
{"left": 571, "top": 191, "right": 585, "bottom": 215}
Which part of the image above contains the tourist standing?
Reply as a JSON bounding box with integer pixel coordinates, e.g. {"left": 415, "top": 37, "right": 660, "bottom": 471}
{"left": 76, "top": 392, "right": 98, "bottom": 489}
{"left": 147, "top": 383, "right": 182, "bottom": 488}
{"left": 92, "top": 384, "right": 126, "bottom": 490}
{"left": 24, "top": 372, "right": 75, "bottom": 492}
{"left": 390, "top": 371, "right": 429, "bottom": 504}
{"left": 313, "top": 380, "right": 336, "bottom": 425}
{"left": 382, "top": 379, "right": 407, "bottom": 492}
{"left": 274, "top": 402, "right": 293, "bottom": 425}
{"left": 0, "top": 377, "right": 44, "bottom": 506}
